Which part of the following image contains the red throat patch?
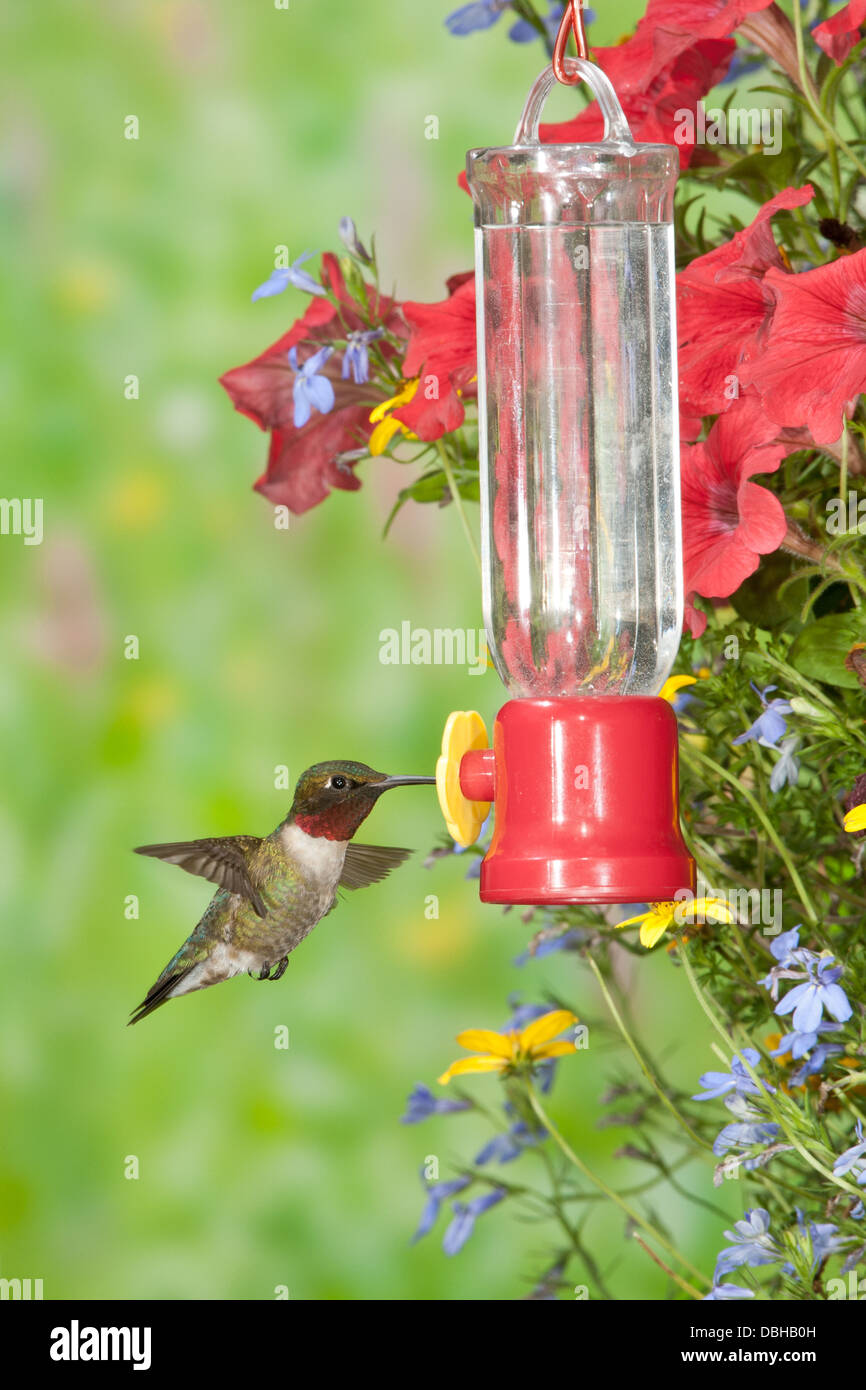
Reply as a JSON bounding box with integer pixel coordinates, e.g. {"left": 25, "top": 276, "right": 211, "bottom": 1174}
{"left": 294, "top": 804, "right": 373, "bottom": 841}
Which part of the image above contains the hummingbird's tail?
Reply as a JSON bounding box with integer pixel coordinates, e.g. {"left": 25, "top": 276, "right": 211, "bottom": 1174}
{"left": 128, "top": 965, "right": 196, "bottom": 1026}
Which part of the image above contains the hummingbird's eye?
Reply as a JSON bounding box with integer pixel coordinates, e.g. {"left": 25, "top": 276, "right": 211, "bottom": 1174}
{"left": 329, "top": 775, "right": 348, "bottom": 790}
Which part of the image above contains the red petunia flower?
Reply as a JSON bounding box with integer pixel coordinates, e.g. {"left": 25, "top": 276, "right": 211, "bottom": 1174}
{"left": 684, "top": 594, "right": 709, "bottom": 639}
{"left": 457, "top": 34, "right": 733, "bottom": 191}
{"left": 738, "top": 4, "right": 802, "bottom": 86}
{"left": 677, "top": 185, "right": 813, "bottom": 418}
{"left": 595, "top": 0, "right": 773, "bottom": 92}
{"left": 680, "top": 395, "right": 788, "bottom": 626}
{"left": 813, "top": 0, "right": 866, "bottom": 64}
{"left": 539, "top": 39, "right": 735, "bottom": 170}
{"left": 392, "top": 275, "right": 477, "bottom": 440}
{"left": 739, "top": 247, "right": 866, "bottom": 445}
{"left": 219, "top": 254, "right": 406, "bottom": 513}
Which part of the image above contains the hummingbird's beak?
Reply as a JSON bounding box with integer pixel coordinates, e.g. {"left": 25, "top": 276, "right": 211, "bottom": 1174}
{"left": 372, "top": 774, "right": 437, "bottom": 790}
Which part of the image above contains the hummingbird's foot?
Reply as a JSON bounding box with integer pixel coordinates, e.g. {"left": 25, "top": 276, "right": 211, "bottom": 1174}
{"left": 269, "top": 956, "right": 289, "bottom": 982}
{"left": 257, "top": 964, "right": 272, "bottom": 981}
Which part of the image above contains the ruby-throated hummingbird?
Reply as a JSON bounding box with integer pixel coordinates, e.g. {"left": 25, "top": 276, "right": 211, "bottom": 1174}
{"left": 130, "top": 761, "right": 435, "bottom": 1025}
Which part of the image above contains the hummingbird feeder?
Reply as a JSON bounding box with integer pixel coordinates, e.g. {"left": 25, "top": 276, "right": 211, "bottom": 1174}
{"left": 435, "top": 12, "right": 696, "bottom": 906}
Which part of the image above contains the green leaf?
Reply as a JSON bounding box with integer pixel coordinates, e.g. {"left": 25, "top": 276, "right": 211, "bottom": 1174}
{"left": 381, "top": 467, "right": 479, "bottom": 538}
{"left": 788, "top": 612, "right": 866, "bottom": 688}
{"left": 382, "top": 470, "right": 446, "bottom": 536}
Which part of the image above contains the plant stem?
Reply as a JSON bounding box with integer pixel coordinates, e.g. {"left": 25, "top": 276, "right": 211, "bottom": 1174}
{"left": 684, "top": 746, "right": 818, "bottom": 923}
{"left": 539, "top": 1147, "right": 617, "bottom": 1299}
{"left": 526, "top": 1082, "right": 711, "bottom": 1287}
{"left": 633, "top": 1233, "right": 703, "bottom": 1299}
{"left": 758, "top": 651, "right": 866, "bottom": 750}
{"left": 436, "top": 439, "right": 481, "bottom": 575}
{"left": 585, "top": 953, "right": 712, "bottom": 1151}
{"left": 678, "top": 944, "right": 866, "bottom": 1203}
{"left": 781, "top": 519, "right": 844, "bottom": 570}
{"left": 791, "top": 0, "right": 866, "bottom": 180}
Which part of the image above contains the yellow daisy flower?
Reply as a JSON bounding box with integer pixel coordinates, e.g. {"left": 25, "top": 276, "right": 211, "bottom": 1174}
{"left": 843, "top": 803, "right": 866, "bottom": 833}
{"left": 368, "top": 380, "right": 420, "bottom": 455}
{"left": 616, "top": 897, "right": 734, "bottom": 950}
{"left": 437, "top": 1009, "right": 577, "bottom": 1085}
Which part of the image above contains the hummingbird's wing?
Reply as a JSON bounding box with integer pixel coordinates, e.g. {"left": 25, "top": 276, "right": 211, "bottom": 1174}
{"left": 339, "top": 843, "right": 411, "bottom": 890}
{"left": 134, "top": 836, "right": 268, "bottom": 917}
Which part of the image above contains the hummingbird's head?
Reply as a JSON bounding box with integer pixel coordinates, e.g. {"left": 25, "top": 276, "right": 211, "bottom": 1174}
{"left": 289, "top": 760, "right": 435, "bottom": 840}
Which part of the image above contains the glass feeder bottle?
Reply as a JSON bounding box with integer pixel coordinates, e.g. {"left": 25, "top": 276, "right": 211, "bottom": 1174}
{"left": 437, "top": 59, "right": 695, "bottom": 906}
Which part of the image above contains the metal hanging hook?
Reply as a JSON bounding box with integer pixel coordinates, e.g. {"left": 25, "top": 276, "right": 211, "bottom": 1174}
{"left": 552, "top": 0, "right": 589, "bottom": 83}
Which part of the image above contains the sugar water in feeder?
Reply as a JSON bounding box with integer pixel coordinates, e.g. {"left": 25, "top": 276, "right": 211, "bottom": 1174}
{"left": 435, "top": 58, "right": 696, "bottom": 907}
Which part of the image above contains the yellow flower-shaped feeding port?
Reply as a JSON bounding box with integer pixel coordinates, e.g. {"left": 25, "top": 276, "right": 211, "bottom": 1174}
{"left": 368, "top": 380, "right": 420, "bottom": 455}
{"left": 437, "top": 1009, "right": 578, "bottom": 1085}
{"left": 659, "top": 674, "right": 698, "bottom": 702}
{"left": 436, "top": 709, "right": 490, "bottom": 848}
{"left": 659, "top": 672, "right": 711, "bottom": 751}
{"left": 843, "top": 803, "right": 866, "bottom": 833}
{"left": 616, "top": 896, "right": 734, "bottom": 950}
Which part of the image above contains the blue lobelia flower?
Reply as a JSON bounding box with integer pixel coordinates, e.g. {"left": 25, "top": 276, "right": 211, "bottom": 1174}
{"left": 833, "top": 1120, "right": 866, "bottom": 1187}
{"left": 534, "top": 1057, "right": 558, "bottom": 1094}
{"left": 288, "top": 345, "right": 335, "bottom": 429}
{"left": 704, "top": 1282, "right": 755, "bottom": 1300}
{"left": 768, "top": 926, "right": 814, "bottom": 970}
{"left": 503, "top": 997, "right": 551, "bottom": 1032}
{"left": 789, "top": 1042, "right": 845, "bottom": 1088}
{"left": 401, "top": 1082, "right": 472, "bottom": 1125}
{"left": 732, "top": 683, "right": 793, "bottom": 749}
{"left": 509, "top": 3, "right": 561, "bottom": 42}
{"left": 770, "top": 735, "right": 800, "bottom": 793}
{"left": 252, "top": 251, "right": 327, "bottom": 301}
{"left": 337, "top": 216, "right": 372, "bottom": 265}
{"left": 769, "top": 1022, "right": 841, "bottom": 1060}
{"left": 513, "top": 928, "right": 586, "bottom": 966}
{"left": 717, "top": 1098, "right": 788, "bottom": 1172}
{"left": 713, "top": 1120, "right": 780, "bottom": 1159}
{"left": 714, "top": 1208, "right": 780, "bottom": 1281}
{"left": 474, "top": 1119, "right": 546, "bottom": 1165}
{"left": 510, "top": 2, "right": 593, "bottom": 43}
{"left": 342, "top": 329, "right": 384, "bottom": 386}
{"left": 446, "top": 0, "right": 511, "bottom": 35}
{"left": 692, "top": 1048, "right": 770, "bottom": 1102}
{"left": 443, "top": 1188, "right": 506, "bottom": 1254}
{"left": 759, "top": 925, "right": 818, "bottom": 994}
{"left": 474, "top": 1130, "right": 523, "bottom": 1165}
{"left": 412, "top": 1173, "right": 471, "bottom": 1243}
{"left": 782, "top": 1212, "right": 855, "bottom": 1278}
{"left": 775, "top": 956, "right": 853, "bottom": 1034}
{"left": 803, "top": 1219, "right": 854, "bottom": 1268}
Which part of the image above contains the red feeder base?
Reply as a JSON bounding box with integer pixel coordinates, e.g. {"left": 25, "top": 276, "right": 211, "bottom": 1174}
{"left": 460, "top": 697, "right": 695, "bottom": 906}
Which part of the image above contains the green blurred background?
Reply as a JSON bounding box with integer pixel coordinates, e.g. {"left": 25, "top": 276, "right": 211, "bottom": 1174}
{"left": 0, "top": 0, "right": 741, "bottom": 1300}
